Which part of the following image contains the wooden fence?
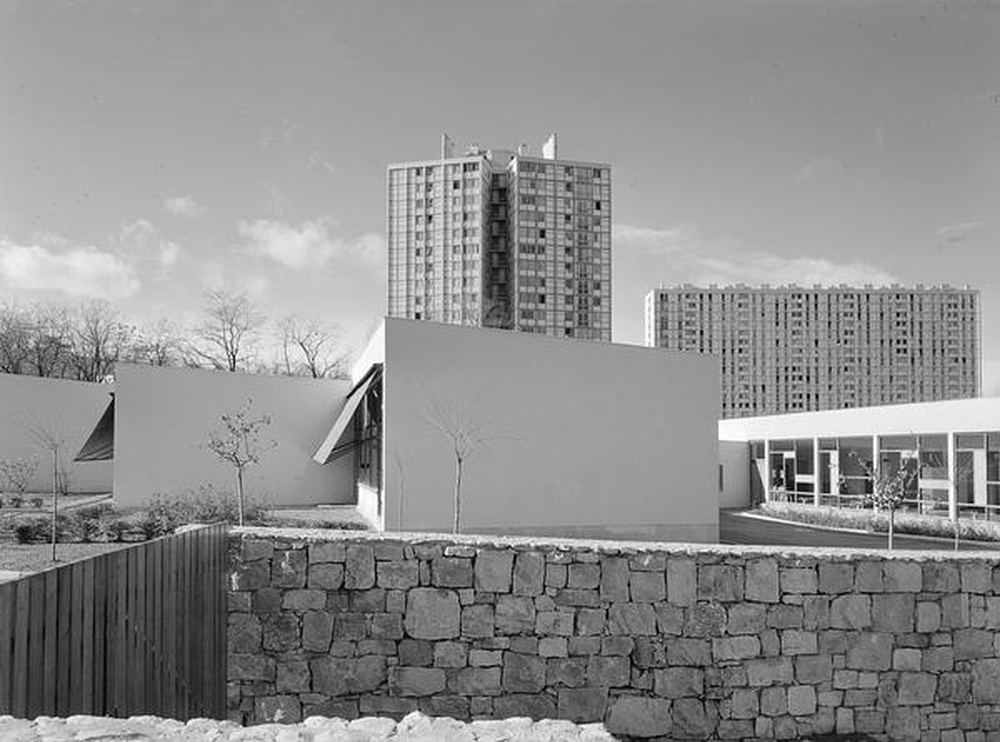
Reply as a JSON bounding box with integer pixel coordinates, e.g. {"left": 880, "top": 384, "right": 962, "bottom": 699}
{"left": 0, "top": 523, "right": 228, "bottom": 720}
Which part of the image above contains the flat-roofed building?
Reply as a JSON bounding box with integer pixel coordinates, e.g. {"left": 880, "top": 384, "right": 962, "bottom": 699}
{"left": 387, "top": 134, "right": 611, "bottom": 340}
{"left": 645, "top": 284, "right": 980, "bottom": 418}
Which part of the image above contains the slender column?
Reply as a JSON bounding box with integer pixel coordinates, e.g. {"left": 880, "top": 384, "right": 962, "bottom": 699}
{"left": 763, "top": 439, "right": 771, "bottom": 504}
{"left": 813, "top": 436, "right": 821, "bottom": 506}
{"left": 872, "top": 434, "right": 880, "bottom": 507}
{"left": 948, "top": 432, "right": 958, "bottom": 521}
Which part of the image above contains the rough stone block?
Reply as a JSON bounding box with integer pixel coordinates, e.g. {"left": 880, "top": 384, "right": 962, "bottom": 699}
{"left": 601, "top": 636, "right": 634, "bottom": 656}
{"left": 787, "top": 685, "right": 816, "bottom": 716}
{"left": 377, "top": 560, "right": 419, "bottom": 590}
{"left": 404, "top": 588, "right": 460, "bottom": 640}
{"left": 654, "top": 667, "right": 704, "bottom": 697}
{"left": 885, "top": 708, "right": 921, "bottom": 740}
{"left": 310, "top": 656, "right": 387, "bottom": 695}
{"left": 234, "top": 561, "right": 270, "bottom": 591}
{"left": 309, "top": 542, "right": 345, "bottom": 563}
{"left": 698, "top": 564, "right": 743, "bottom": 602}
{"left": 547, "top": 657, "right": 586, "bottom": 687}
{"left": 461, "top": 604, "right": 494, "bottom": 639}
{"left": 962, "top": 563, "right": 992, "bottom": 594}
{"left": 474, "top": 550, "right": 513, "bottom": 593}
{"left": 495, "top": 595, "right": 535, "bottom": 634}
{"left": 538, "top": 637, "right": 568, "bottom": 658}
{"left": 830, "top": 594, "right": 871, "bottom": 630}
{"left": 893, "top": 648, "right": 922, "bottom": 671}
{"left": 600, "top": 557, "right": 630, "bottom": 602}
{"left": 370, "top": 612, "right": 403, "bottom": 640}
{"left": 630, "top": 571, "right": 666, "bottom": 602}
{"left": 470, "top": 649, "right": 503, "bottom": 667}
{"left": 941, "top": 593, "right": 970, "bottom": 629}
{"left": 954, "top": 628, "right": 994, "bottom": 660}
{"left": 767, "top": 604, "right": 804, "bottom": 629}
{"left": 502, "top": 653, "right": 546, "bottom": 693}
{"left": 398, "top": 639, "right": 433, "bottom": 667}
{"left": 262, "top": 612, "right": 300, "bottom": 652}
{"left": 728, "top": 688, "right": 758, "bottom": 719}
{"left": 685, "top": 602, "right": 726, "bottom": 637}
{"left": 672, "top": 698, "right": 718, "bottom": 740}
{"left": 760, "top": 686, "right": 787, "bottom": 716}
{"left": 282, "top": 589, "right": 325, "bottom": 612}
{"left": 883, "top": 561, "right": 922, "bottom": 592}
{"left": 553, "top": 588, "right": 600, "bottom": 608}
{"left": 917, "top": 601, "right": 941, "bottom": 633}
{"left": 713, "top": 636, "right": 760, "bottom": 661}
{"left": 845, "top": 632, "right": 892, "bottom": 670}
{"left": 746, "top": 657, "right": 793, "bottom": 687}
{"left": 557, "top": 688, "right": 607, "bottom": 723}
{"left": 333, "top": 612, "right": 366, "bottom": 641}
{"left": 242, "top": 538, "right": 274, "bottom": 562}
{"left": 727, "top": 603, "right": 766, "bottom": 634}
{"left": 307, "top": 562, "right": 344, "bottom": 590}
{"left": 432, "top": 557, "right": 473, "bottom": 588}
{"left": 576, "top": 607, "right": 606, "bottom": 636}
{"left": 535, "top": 610, "right": 574, "bottom": 636}
{"left": 373, "top": 542, "right": 404, "bottom": 561}
{"left": 229, "top": 613, "right": 262, "bottom": 653}
{"left": 818, "top": 562, "right": 854, "bottom": 594}
{"left": 301, "top": 611, "right": 333, "bottom": 652}
{"left": 973, "top": 659, "right": 1000, "bottom": 703}
{"left": 667, "top": 558, "right": 696, "bottom": 606}
{"left": 667, "top": 638, "right": 712, "bottom": 666}
{"left": 924, "top": 563, "right": 960, "bottom": 593}
{"left": 780, "top": 629, "right": 817, "bottom": 655}
{"left": 512, "top": 552, "right": 544, "bottom": 596}
{"left": 344, "top": 545, "right": 375, "bottom": 590}
{"left": 922, "top": 646, "right": 954, "bottom": 673}
{"left": 897, "top": 671, "right": 937, "bottom": 705}
{"left": 545, "top": 563, "right": 567, "bottom": 589}
{"left": 567, "top": 562, "right": 600, "bottom": 589}
{"left": 745, "top": 558, "right": 779, "bottom": 603}
{"left": 608, "top": 602, "right": 657, "bottom": 635}
{"left": 391, "top": 667, "right": 447, "bottom": 696}
{"left": 275, "top": 661, "right": 310, "bottom": 694}
{"left": 587, "top": 655, "right": 630, "bottom": 687}
{"left": 606, "top": 696, "right": 672, "bottom": 738}
{"left": 780, "top": 567, "right": 817, "bottom": 594}
{"left": 656, "top": 603, "right": 684, "bottom": 635}
{"left": 231, "top": 654, "right": 275, "bottom": 681}
{"left": 795, "top": 654, "right": 832, "bottom": 684}
{"left": 434, "top": 641, "right": 468, "bottom": 668}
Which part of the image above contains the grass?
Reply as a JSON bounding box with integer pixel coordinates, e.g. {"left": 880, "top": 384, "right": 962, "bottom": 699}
{"left": 758, "top": 501, "right": 1000, "bottom": 543}
{"left": 0, "top": 543, "right": 131, "bottom": 575}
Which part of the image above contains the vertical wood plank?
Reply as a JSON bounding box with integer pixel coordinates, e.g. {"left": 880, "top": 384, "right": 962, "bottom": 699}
{"left": 69, "top": 561, "right": 84, "bottom": 713}
{"left": 134, "top": 544, "right": 146, "bottom": 714}
{"left": 164, "top": 534, "right": 177, "bottom": 720}
{"left": 82, "top": 557, "right": 95, "bottom": 714}
{"left": 114, "top": 549, "right": 128, "bottom": 716}
{"left": 27, "top": 575, "right": 46, "bottom": 718}
{"left": 93, "top": 553, "right": 108, "bottom": 716}
{"left": 38, "top": 570, "right": 57, "bottom": 717}
{"left": 55, "top": 567, "right": 72, "bottom": 717}
{"left": 11, "top": 579, "right": 30, "bottom": 718}
{"left": 0, "top": 582, "right": 15, "bottom": 714}
{"left": 150, "top": 538, "right": 162, "bottom": 714}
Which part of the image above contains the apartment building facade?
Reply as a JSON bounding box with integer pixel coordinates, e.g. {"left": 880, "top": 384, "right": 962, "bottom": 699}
{"left": 387, "top": 134, "right": 612, "bottom": 341}
{"left": 645, "top": 284, "right": 980, "bottom": 418}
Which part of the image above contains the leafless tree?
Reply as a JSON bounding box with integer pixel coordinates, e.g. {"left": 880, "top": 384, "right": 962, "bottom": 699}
{"left": 277, "top": 315, "right": 349, "bottom": 379}
{"left": 204, "top": 398, "right": 276, "bottom": 525}
{"left": 0, "top": 302, "right": 34, "bottom": 375}
{"left": 191, "top": 291, "right": 265, "bottom": 372}
{"left": 69, "top": 300, "right": 134, "bottom": 382}
{"left": 27, "top": 304, "right": 73, "bottom": 378}
{"left": 20, "top": 418, "right": 64, "bottom": 561}
{"left": 129, "top": 319, "right": 186, "bottom": 367}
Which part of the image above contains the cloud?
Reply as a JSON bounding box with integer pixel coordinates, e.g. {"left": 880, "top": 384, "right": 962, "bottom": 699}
{"left": 0, "top": 235, "right": 140, "bottom": 299}
{"left": 163, "top": 196, "right": 205, "bottom": 218}
{"left": 615, "top": 222, "right": 900, "bottom": 287}
{"left": 934, "top": 221, "right": 981, "bottom": 244}
{"left": 794, "top": 156, "right": 844, "bottom": 186}
{"left": 118, "top": 219, "right": 184, "bottom": 273}
{"left": 240, "top": 217, "right": 385, "bottom": 271}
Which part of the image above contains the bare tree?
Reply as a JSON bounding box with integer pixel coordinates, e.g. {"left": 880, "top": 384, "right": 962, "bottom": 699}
{"left": 0, "top": 302, "right": 34, "bottom": 375}
{"left": 0, "top": 457, "right": 39, "bottom": 497}
{"left": 277, "top": 315, "right": 349, "bottom": 379}
{"left": 423, "top": 397, "right": 514, "bottom": 534}
{"left": 27, "top": 304, "right": 73, "bottom": 378}
{"left": 69, "top": 300, "right": 134, "bottom": 382}
{"left": 130, "top": 319, "right": 186, "bottom": 367}
{"left": 204, "top": 398, "right": 276, "bottom": 525}
{"left": 191, "top": 291, "right": 265, "bottom": 372}
{"left": 21, "top": 418, "right": 64, "bottom": 561}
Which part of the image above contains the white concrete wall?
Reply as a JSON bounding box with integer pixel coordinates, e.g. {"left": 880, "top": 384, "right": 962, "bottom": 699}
{"left": 113, "top": 364, "right": 354, "bottom": 509}
{"left": 719, "top": 397, "right": 1000, "bottom": 442}
{"left": 719, "top": 440, "right": 750, "bottom": 509}
{"left": 378, "top": 318, "right": 720, "bottom": 542}
{"left": 0, "top": 373, "right": 112, "bottom": 494}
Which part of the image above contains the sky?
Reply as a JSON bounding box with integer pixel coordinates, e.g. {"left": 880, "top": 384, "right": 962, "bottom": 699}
{"left": 1, "top": 1, "right": 998, "bottom": 387}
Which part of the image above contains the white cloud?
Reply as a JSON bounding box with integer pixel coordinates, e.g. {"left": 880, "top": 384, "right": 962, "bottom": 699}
{"left": 934, "top": 221, "right": 981, "bottom": 244}
{"left": 240, "top": 217, "right": 385, "bottom": 271}
{"left": 163, "top": 196, "right": 205, "bottom": 218}
{"left": 615, "top": 222, "right": 900, "bottom": 288}
{"left": 0, "top": 236, "right": 140, "bottom": 299}
{"left": 159, "top": 241, "right": 181, "bottom": 267}
{"left": 794, "top": 156, "right": 844, "bottom": 186}
{"left": 118, "top": 219, "right": 185, "bottom": 275}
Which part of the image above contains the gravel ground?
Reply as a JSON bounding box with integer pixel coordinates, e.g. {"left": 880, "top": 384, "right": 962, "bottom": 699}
{"left": 0, "top": 712, "right": 618, "bottom": 741}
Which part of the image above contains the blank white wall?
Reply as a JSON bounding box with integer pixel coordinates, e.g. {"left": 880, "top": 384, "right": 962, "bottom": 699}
{"left": 0, "top": 373, "right": 112, "bottom": 494}
{"left": 380, "top": 319, "right": 720, "bottom": 542}
{"left": 113, "top": 364, "right": 354, "bottom": 509}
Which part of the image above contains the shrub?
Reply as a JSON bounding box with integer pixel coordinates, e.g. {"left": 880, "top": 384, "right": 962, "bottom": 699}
{"left": 8, "top": 495, "right": 23, "bottom": 508}
{"left": 96, "top": 518, "right": 128, "bottom": 543}
{"left": 30, "top": 497, "right": 43, "bottom": 509}
{"left": 137, "top": 485, "right": 270, "bottom": 534}
{"left": 13, "top": 517, "right": 52, "bottom": 544}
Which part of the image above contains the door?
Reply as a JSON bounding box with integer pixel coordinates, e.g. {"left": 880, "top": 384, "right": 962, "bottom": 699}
{"left": 956, "top": 450, "right": 975, "bottom": 504}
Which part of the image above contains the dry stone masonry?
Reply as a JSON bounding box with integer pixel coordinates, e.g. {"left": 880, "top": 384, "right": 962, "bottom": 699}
{"left": 229, "top": 528, "right": 1000, "bottom": 741}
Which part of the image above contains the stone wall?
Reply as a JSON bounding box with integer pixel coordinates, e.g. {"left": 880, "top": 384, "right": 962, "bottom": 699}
{"left": 228, "top": 528, "right": 1000, "bottom": 741}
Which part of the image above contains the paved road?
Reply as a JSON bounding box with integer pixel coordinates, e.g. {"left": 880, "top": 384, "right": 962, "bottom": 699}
{"left": 719, "top": 509, "right": 1000, "bottom": 552}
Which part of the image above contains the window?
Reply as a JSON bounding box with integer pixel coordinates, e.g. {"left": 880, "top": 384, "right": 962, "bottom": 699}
{"left": 539, "top": 228, "right": 546, "bottom": 239}
{"left": 453, "top": 181, "right": 460, "bottom": 190}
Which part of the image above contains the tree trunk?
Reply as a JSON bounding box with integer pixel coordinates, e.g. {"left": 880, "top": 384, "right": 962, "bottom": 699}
{"left": 236, "top": 467, "right": 246, "bottom": 527}
{"left": 887, "top": 508, "right": 894, "bottom": 550}
{"left": 50, "top": 451, "right": 58, "bottom": 561}
{"left": 453, "top": 457, "right": 463, "bottom": 535}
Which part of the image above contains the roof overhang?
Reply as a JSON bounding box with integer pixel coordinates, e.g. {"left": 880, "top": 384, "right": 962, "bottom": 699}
{"left": 313, "top": 364, "right": 382, "bottom": 465}
{"left": 75, "top": 395, "right": 115, "bottom": 462}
